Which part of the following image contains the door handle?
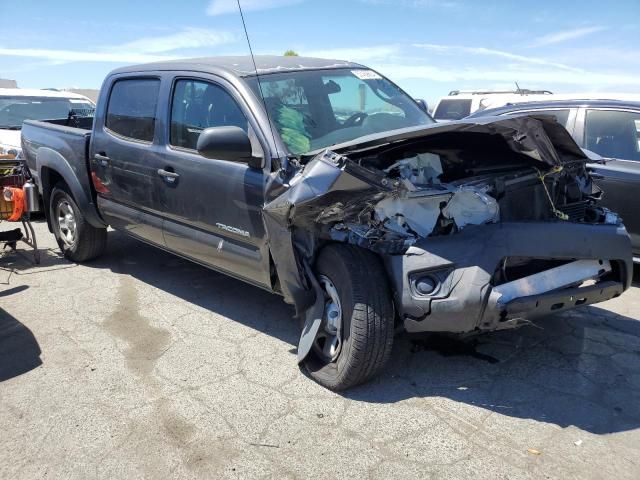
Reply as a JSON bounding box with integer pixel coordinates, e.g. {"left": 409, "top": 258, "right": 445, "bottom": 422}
{"left": 94, "top": 153, "right": 111, "bottom": 167}
{"left": 589, "top": 173, "right": 605, "bottom": 180}
{"left": 157, "top": 168, "right": 180, "bottom": 184}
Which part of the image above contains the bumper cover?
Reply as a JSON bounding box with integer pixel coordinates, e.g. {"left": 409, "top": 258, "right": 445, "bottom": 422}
{"left": 385, "top": 222, "right": 633, "bottom": 333}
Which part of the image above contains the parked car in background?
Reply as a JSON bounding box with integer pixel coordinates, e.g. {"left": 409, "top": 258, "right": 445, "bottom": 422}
{"left": 432, "top": 88, "right": 553, "bottom": 122}
{"left": 0, "top": 88, "right": 95, "bottom": 159}
{"left": 469, "top": 99, "right": 640, "bottom": 261}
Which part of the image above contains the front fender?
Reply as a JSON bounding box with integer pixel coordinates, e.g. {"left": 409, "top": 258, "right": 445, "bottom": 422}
{"left": 37, "top": 147, "right": 106, "bottom": 229}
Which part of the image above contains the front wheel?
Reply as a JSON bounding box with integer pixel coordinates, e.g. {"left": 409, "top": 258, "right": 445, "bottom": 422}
{"left": 50, "top": 183, "right": 107, "bottom": 262}
{"left": 303, "top": 244, "right": 395, "bottom": 391}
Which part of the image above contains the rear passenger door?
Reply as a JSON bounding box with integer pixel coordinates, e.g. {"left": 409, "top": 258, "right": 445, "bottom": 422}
{"left": 156, "top": 76, "right": 272, "bottom": 288}
{"left": 577, "top": 108, "right": 640, "bottom": 251}
{"left": 91, "top": 76, "right": 166, "bottom": 246}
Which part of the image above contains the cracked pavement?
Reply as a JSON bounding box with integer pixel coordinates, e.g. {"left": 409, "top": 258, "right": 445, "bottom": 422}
{"left": 1, "top": 220, "right": 639, "bottom": 479}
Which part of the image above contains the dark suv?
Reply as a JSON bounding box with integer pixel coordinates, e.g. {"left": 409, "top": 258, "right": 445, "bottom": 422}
{"left": 469, "top": 99, "right": 640, "bottom": 261}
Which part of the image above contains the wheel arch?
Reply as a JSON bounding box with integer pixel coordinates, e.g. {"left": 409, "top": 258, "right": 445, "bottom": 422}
{"left": 37, "top": 147, "right": 106, "bottom": 230}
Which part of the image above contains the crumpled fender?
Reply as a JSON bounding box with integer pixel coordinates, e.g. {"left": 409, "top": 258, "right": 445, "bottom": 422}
{"left": 263, "top": 151, "right": 391, "bottom": 314}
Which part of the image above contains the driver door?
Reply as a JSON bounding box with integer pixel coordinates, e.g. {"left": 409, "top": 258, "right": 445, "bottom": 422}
{"left": 157, "top": 76, "right": 271, "bottom": 288}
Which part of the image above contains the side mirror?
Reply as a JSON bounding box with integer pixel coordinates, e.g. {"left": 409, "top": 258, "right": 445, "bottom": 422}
{"left": 415, "top": 99, "right": 429, "bottom": 113}
{"left": 196, "top": 126, "right": 261, "bottom": 168}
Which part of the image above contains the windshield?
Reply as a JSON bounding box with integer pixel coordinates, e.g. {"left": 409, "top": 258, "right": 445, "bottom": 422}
{"left": 0, "top": 96, "right": 95, "bottom": 129}
{"left": 246, "top": 69, "right": 433, "bottom": 155}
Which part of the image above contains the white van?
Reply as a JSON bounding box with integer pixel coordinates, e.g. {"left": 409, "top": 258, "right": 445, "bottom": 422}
{"left": 0, "top": 88, "right": 95, "bottom": 158}
{"left": 432, "top": 89, "right": 553, "bottom": 122}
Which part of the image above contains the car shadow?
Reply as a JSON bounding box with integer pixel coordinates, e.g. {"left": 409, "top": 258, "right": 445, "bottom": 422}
{"left": 0, "top": 304, "right": 42, "bottom": 382}
{"left": 90, "top": 231, "right": 640, "bottom": 435}
{"left": 88, "top": 231, "right": 299, "bottom": 347}
{"left": 344, "top": 307, "right": 640, "bottom": 435}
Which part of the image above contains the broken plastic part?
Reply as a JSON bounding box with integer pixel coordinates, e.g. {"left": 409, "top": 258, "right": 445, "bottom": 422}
{"left": 297, "top": 261, "right": 326, "bottom": 363}
{"left": 441, "top": 187, "right": 500, "bottom": 229}
{"left": 492, "top": 259, "right": 612, "bottom": 305}
{"left": 375, "top": 193, "right": 449, "bottom": 238}
{"left": 385, "top": 152, "right": 443, "bottom": 186}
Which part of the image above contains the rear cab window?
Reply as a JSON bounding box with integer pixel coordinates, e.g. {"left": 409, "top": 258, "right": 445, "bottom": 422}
{"left": 105, "top": 78, "right": 160, "bottom": 142}
{"left": 434, "top": 99, "right": 472, "bottom": 120}
{"left": 584, "top": 109, "right": 640, "bottom": 161}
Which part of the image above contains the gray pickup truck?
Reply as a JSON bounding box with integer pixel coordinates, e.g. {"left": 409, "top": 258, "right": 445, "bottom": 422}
{"left": 21, "top": 56, "right": 633, "bottom": 390}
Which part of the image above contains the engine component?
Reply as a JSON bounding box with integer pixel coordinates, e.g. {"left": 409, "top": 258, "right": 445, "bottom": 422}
{"left": 442, "top": 187, "right": 500, "bottom": 229}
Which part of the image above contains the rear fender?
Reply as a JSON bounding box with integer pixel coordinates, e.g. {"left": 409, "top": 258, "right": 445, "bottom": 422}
{"left": 37, "top": 147, "right": 106, "bottom": 229}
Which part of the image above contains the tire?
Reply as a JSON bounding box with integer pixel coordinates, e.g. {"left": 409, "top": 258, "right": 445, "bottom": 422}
{"left": 303, "top": 244, "right": 395, "bottom": 391}
{"left": 50, "top": 183, "right": 107, "bottom": 262}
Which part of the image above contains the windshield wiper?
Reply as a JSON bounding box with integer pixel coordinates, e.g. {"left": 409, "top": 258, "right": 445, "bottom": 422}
{"left": 0, "top": 125, "right": 22, "bottom": 130}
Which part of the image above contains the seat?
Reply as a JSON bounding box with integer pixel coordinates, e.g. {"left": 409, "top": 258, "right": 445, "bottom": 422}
{"left": 587, "top": 112, "right": 640, "bottom": 160}
{"left": 595, "top": 121, "right": 639, "bottom": 160}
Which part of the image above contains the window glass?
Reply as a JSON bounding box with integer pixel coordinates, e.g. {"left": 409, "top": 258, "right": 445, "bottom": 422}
{"left": 106, "top": 78, "right": 160, "bottom": 142}
{"left": 520, "top": 109, "right": 571, "bottom": 127}
{"left": 248, "top": 69, "right": 431, "bottom": 155}
{"left": 585, "top": 109, "right": 640, "bottom": 161}
{"left": 0, "top": 97, "right": 94, "bottom": 128}
{"left": 325, "top": 74, "right": 405, "bottom": 122}
{"left": 434, "top": 99, "right": 472, "bottom": 120}
{"left": 170, "top": 79, "right": 248, "bottom": 150}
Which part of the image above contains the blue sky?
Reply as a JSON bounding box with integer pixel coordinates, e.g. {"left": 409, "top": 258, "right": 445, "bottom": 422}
{"left": 1, "top": 0, "right": 639, "bottom": 104}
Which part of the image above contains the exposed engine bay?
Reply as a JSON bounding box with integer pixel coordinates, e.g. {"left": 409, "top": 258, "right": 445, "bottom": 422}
{"left": 329, "top": 149, "right": 618, "bottom": 252}
{"left": 266, "top": 116, "right": 617, "bottom": 255}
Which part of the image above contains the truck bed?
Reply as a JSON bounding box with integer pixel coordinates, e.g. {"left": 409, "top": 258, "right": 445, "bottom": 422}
{"left": 21, "top": 118, "right": 93, "bottom": 187}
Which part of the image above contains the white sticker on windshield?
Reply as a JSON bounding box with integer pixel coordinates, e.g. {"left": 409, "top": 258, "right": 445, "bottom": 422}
{"left": 351, "top": 69, "right": 382, "bottom": 80}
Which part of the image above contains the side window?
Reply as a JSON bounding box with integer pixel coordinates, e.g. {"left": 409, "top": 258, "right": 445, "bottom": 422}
{"left": 106, "top": 78, "right": 160, "bottom": 142}
{"left": 434, "top": 99, "right": 472, "bottom": 120}
{"left": 585, "top": 109, "right": 640, "bottom": 161}
{"left": 520, "top": 109, "right": 571, "bottom": 128}
{"left": 170, "top": 79, "right": 248, "bottom": 150}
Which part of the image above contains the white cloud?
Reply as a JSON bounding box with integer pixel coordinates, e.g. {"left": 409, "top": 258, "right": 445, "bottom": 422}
{"left": 414, "top": 43, "right": 581, "bottom": 71}
{"left": 111, "top": 28, "right": 235, "bottom": 53}
{"left": 0, "top": 27, "right": 236, "bottom": 65}
{"left": 304, "top": 45, "right": 400, "bottom": 62}
{"left": 371, "top": 63, "right": 639, "bottom": 88}
{"left": 0, "top": 47, "right": 177, "bottom": 64}
{"left": 206, "top": 0, "right": 304, "bottom": 16}
{"left": 530, "top": 26, "right": 607, "bottom": 47}
{"left": 358, "top": 0, "right": 458, "bottom": 7}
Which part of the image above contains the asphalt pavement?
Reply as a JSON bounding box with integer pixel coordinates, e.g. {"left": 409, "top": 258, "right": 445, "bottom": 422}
{"left": 1, "top": 219, "right": 639, "bottom": 479}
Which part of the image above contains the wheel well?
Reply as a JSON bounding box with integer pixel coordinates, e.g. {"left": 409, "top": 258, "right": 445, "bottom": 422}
{"left": 41, "top": 167, "right": 67, "bottom": 232}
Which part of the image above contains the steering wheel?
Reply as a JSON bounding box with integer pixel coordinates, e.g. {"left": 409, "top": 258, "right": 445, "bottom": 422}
{"left": 342, "top": 112, "right": 368, "bottom": 128}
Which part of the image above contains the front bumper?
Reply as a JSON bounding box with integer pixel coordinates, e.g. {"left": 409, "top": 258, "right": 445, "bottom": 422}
{"left": 385, "top": 222, "right": 633, "bottom": 333}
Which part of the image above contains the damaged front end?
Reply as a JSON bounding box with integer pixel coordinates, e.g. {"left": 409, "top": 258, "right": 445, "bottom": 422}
{"left": 264, "top": 115, "right": 633, "bottom": 343}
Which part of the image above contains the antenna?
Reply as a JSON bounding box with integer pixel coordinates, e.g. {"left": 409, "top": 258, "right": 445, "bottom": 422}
{"left": 236, "top": 0, "right": 281, "bottom": 160}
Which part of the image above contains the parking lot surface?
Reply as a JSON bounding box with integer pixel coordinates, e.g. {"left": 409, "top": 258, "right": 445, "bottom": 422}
{"left": 1, "top": 219, "right": 640, "bottom": 479}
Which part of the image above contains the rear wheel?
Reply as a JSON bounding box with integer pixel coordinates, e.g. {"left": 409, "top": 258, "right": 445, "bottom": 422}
{"left": 303, "top": 244, "right": 395, "bottom": 391}
{"left": 50, "top": 183, "right": 107, "bottom": 262}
